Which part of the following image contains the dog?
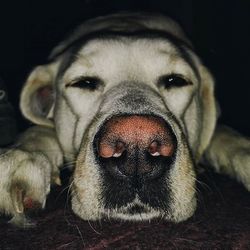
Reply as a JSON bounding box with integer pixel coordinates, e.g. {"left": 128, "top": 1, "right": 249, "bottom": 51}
{"left": 1, "top": 12, "right": 250, "bottom": 228}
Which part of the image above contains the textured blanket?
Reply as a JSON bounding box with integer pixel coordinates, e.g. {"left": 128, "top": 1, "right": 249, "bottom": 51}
{"left": 1, "top": 170, "right": 250, "bottom": 250}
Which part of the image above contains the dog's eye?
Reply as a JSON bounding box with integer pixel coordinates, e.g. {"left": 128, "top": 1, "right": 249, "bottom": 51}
{"left": 66, "top": 77, "right": 102, "bottom": 90}
{"left": 158, "top": 74, "right": 191, "bottom": 89}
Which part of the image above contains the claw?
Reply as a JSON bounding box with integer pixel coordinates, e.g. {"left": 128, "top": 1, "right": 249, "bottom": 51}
{"left": 11, "top": 185, "right": 24, "bottom": 214}
{"left": 10, "top": 182, "right": 43, "bottom": 214}
{"left": 54, "top": 176, "right": 62, "bottom": 186}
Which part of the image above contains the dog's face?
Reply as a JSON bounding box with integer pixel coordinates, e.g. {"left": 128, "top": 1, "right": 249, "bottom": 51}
{"left": 20, "top": 13, "right": 217, "bottom": 222}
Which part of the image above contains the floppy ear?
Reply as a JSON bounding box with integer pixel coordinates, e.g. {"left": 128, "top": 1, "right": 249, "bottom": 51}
{"left": 196, "top": 65, "right": 218, "bottom": 161}
{"left": 20, "top": 62, "right": 59, "bottom": 127}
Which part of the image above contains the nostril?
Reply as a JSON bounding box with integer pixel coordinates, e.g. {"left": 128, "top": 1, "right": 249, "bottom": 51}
{"left": 148, "top": 140, "right": 174, "bottom": 157}
{"left": 148, "top": 141, "right": 160, "bottom": 156}
{"left": 113, "top": 141, "right": 126, "bottom": 158}
{"left": 99, "top": 141, "right": 126, "bottom": 158}
{"left": 113, "top": 152, "right": 122, "bottom": 158}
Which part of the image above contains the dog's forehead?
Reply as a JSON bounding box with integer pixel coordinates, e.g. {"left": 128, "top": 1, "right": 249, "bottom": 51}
{"left": 77, "top": 38, "right": 179, "bottom": 71}
{"left": 62, "top": 37, "right": 197, "bottom": 84}
{"left": 50, "top": 12, "right": 191, "bottom": 59}
{"left": 80, "top": 37, "right": 177, "bottom": 56}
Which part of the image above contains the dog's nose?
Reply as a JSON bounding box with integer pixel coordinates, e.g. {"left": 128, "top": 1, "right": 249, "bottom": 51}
{"left": 95, "top": 115, "right": 176, "bottom": 180}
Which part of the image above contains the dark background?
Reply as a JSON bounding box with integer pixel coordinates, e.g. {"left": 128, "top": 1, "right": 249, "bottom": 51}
{"left": 0, "top": 0, "right": 249, "bottom": 135}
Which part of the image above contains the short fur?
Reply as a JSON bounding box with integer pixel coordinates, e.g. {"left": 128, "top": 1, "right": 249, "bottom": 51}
{"left": 0, "top": 12, "right": 249, "bottom": 227}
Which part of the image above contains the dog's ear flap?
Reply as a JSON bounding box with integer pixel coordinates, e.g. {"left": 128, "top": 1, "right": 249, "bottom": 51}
{"left": 196, "top": 66, "right": 218, "bottom": 161}
{"left": 20, "top": 62, "right": 59, "bottom": 127}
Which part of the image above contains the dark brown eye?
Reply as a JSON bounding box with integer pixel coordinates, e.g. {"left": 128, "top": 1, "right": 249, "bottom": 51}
{"left": 66, "top": 77, "right": 102, "bottom": 90}
{"left": 158, "top": 74, "right": 191, "bottom": 89}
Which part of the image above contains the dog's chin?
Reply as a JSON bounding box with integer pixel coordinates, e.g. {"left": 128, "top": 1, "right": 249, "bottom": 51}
{"left": 102, "top": 199, "right": 163, "bottom": 221}
{"left": 71, "top": 196, "right": 196, "bottom": 222}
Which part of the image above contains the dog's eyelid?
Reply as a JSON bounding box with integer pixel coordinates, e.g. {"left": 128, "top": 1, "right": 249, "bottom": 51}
{"left": 157, "top": 74, "right": 192, "bottom": 89}
{"left": 65, "top": 76, "right": 103, "bottom": 90}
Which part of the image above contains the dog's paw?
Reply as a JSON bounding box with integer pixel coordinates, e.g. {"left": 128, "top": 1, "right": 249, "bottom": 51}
{"left": 0, "top": 149, "right": 52, "bottom": 228}
{"left": 233, "top": 149, "right": 250, "bottom": 191}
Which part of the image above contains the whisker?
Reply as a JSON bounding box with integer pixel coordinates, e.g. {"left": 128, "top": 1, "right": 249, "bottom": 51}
{"left": 75, "top": 224, "right": 85, "bottom": 247}
{"left": 87, "top": 220, "right": 102, "bottom": 235}
{"left": 60, "top": 161, "right": 76, "bottom": 170}
{"left": 55, "top": 183, "right": 72, "bottom": 202}
{"left": 66, "top": 180, "right": 74, "bottom": 206}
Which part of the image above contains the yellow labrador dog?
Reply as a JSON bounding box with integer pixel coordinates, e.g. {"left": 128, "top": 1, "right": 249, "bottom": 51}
{"left": 1, "top": 12, "right": 250, "bottom": 227}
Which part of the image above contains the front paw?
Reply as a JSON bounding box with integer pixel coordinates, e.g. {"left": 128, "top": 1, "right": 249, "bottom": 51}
{"left": 233, "top": 149, "right": 250, "bottom": 191}
{"left": 0, "top": 149, "right": 52, "bottom": 228}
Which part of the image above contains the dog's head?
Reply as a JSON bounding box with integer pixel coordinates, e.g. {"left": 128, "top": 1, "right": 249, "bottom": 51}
{"left": 20, "top": 13, "right": 217, "bottom": 222}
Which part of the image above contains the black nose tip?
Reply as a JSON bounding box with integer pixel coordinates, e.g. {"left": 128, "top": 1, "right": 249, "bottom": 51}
{"left": 94, "top": 115, "right": 176, "bottom": 180}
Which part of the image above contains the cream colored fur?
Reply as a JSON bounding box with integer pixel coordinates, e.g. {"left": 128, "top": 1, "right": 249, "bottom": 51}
{"left": 0, "top": 12, "right": 249, "bottom": 227}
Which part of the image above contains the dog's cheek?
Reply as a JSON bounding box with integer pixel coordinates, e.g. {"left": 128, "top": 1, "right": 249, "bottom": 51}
{"left": 168, "top": 137, "right": 197, "bottom": 222}
{"left": 71, "top": 136, "right": 104, "bottom": 220}
{"left": 183, "top": 94, "right": 202, "bottom": 155}
{"left": 54, "top": 98, "right": 78, "bottom": 160}
{"left": 55, "top": 89, "right": 103, "bottom": 158}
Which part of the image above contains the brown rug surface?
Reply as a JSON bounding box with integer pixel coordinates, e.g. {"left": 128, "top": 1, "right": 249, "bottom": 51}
{"left": 1, "top": 170, "right": 250, "bottom": 250}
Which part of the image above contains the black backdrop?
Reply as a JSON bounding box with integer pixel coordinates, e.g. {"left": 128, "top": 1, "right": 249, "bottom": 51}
{"left": 0, "top": 0, "right": 249, "bottom": 135}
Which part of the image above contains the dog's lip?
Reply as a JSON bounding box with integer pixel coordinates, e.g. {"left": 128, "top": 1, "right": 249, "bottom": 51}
{"left": 104, "top": 197, "right": 153, "bottom": 214}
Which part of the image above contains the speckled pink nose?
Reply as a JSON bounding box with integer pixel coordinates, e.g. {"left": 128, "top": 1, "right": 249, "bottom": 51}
{"left": 96, "top": 115, "right": 176, "bottom": 178}
{"left": 98, "top": 115, "right": 175, "bottom": 158}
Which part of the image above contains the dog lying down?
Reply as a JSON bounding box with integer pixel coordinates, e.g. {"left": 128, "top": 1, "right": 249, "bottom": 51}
{"left": 0, "top": 12, "right": 250, "bottom": 228}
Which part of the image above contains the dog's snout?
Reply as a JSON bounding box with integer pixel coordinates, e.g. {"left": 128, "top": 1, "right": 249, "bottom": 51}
{"left": 98, "top": 116, "right": 174, "bottom": 158}
{"left": 95, "top": 115, "right": 176, "bottom": 180}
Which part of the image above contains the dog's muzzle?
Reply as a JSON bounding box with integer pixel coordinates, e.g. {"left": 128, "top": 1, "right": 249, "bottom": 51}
{"left": 94, "top": 115, "right": 177, "bottom": 180}
{"left": 72, "top": 83, "right": 196, "bottom": 221}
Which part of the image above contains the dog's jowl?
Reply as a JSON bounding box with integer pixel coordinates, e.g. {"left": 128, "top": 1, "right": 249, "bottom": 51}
{"left": 1, "top": 12, "right": 250, "bottom": 227}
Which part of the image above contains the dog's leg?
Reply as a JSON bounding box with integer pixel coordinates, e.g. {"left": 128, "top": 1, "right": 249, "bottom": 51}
{"left": 204, "top": 125, "right": 250, "bottom": 190}
{"left": 0, "top": 126, "right": 63, "bottom": 228}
